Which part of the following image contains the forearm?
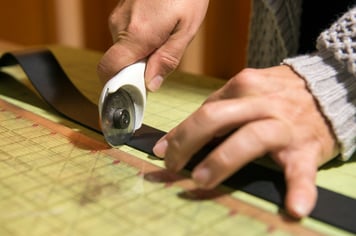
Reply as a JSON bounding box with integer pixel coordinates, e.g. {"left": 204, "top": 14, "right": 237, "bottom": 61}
{"left": 283, "top": 7, "right": 356, "bottom": 160}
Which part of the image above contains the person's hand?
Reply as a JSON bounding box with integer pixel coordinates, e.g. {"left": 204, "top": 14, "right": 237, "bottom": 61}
{"left": 153, "top": 65, "right": 339, "bottom": 218}
{"left": 97, "top": 0, "right": 209, "bottom": 91}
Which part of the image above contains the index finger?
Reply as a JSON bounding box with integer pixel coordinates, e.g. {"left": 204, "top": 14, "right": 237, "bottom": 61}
{"left": 158, "top": 97, "right": 275, "bottom": 171}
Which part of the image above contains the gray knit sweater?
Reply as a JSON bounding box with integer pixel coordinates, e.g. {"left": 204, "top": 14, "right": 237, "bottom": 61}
{"left": 247, "top": 0, "right": 356, "bottom": 160}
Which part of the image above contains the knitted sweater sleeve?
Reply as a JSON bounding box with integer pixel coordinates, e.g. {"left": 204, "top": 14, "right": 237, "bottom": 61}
{"left": 283, "top": 7, "right": 356, "bottom": 160}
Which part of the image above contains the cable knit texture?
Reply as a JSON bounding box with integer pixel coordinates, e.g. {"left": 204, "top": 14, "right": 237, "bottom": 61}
{"left": 283, "top": 7, "right": 356, "bottom": 160}
{"left": 247, "top": 0, "right": 302, "bottom": 67}
{"left": 248, "top": 1, "right": 356, "bottom": 159}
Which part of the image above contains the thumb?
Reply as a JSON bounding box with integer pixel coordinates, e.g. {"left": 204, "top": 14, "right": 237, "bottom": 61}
{"left": 145, "top": 29, "right": 193, "bottom": 92}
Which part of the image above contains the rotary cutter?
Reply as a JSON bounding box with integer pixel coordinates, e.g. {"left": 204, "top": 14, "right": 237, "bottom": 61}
{"left": 98, "top": 61, "right": 146, "bottom": 147}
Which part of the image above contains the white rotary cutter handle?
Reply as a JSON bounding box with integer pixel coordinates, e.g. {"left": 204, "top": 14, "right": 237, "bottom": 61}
{"left": 98, "top": 61, "right": 146, "bottom": 147}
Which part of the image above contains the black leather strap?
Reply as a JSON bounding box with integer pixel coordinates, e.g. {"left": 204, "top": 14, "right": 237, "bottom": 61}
{"left": 0, "top": 49, "right": 101, "bottom": 132}
{"left": 0, "top": 48, "right": 355, "bottom": 233}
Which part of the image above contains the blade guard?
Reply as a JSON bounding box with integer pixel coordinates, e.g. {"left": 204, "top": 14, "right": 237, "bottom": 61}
{"left": 98, "top": 61, "right": 146, "bottom": 146}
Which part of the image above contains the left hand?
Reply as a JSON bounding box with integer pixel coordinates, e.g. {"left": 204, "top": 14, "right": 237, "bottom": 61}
{"left": 153, "top": 65, "right": 339, "bottom": 218}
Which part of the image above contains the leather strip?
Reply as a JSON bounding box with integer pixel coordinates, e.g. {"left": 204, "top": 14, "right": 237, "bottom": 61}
{"left": 0, "top": 48, "right": 355, "bottom": 233}
{"left": 0, "top": 49, "right": 101, "bottom": 132}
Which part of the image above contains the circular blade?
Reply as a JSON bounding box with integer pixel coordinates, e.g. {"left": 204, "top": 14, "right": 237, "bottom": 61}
{"left": 100, "top": 88, "right": 135, "bottom": 146}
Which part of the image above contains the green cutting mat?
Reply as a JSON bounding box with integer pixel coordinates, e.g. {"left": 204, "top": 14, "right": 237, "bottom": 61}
{"left": 0, "top": 97, "right": 321, "bottom": 236}
{"left": 0, "top": 46, "right": 354, "bottom": 236}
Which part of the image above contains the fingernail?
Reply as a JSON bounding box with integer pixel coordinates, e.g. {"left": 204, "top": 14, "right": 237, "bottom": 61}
{"left": 148, "top": 75, "right": 164, "bottom": 92}
{"left": 153, "top": 138, "right": 168, "bottom": 158}
{"left": 292, "top": 196, "right": 311, "bottom": 218}
{"left": 192, "top": 167, "right": 211, "bottom": 188}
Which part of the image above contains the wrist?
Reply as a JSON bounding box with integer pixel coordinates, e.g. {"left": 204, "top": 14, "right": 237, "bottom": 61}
{"left": 283, "top": 51, "right": 356, "bottom": 160}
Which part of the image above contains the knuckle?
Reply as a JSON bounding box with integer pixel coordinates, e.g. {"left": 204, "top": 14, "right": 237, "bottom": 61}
{"left": 155, "top": 50, "right": 180, "bottom": 72}
{"left": 108, "top": 9, "right": 125, "bottom": 32}
{"left": 113, "top": 29, "right": 136, "bottom": 44}
{"left": 108, "top": 9, "right": 116, "bottom": 26}
{"left": 223, "top": 68, "right": 261, "bottom": 97}
{"left": 248, "top": 123, "right": 267, "bottom": 145}
{"left": 211, "top": 149, "right": 232, "bottom": 170}
{"left": 231, "top": 68, "right": 260, "bottom": 88}
{"left": 196, "top": 103, "right": 218, "bottom": 124}
{"left": 108, "top": 12, "right": 117, "bottom": 27}
{"left": 167, "top": 137, "right": 181, "bottom": 153}
{"left": 165, "top": 128, "right": 183, "bottom": 151}
{"left": 247, "top": 120, "right": 286, "bottom": 150}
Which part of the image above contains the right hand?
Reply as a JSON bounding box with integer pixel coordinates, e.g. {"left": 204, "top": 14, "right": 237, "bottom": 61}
{"left": 97, "top": 0, "right": 209, "bottom": 91}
